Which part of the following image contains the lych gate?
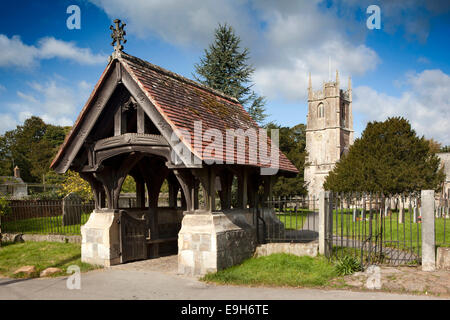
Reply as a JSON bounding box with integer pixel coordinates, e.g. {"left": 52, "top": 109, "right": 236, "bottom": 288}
{"left": 51, "top": 21, "right": 298, "bottom": 275}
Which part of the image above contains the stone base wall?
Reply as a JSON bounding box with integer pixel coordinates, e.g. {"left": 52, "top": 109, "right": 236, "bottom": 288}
{"left": 1, "top": 233, "right": 81, "bottom": 244}
{"left": 81, "top": 209, "right": 121, "bottom": 267}
{"left": 178, "top": 209, "right": 257, "bottom": 276}
{"left": 254, "top": 241, "right": 318, "bottom": 258}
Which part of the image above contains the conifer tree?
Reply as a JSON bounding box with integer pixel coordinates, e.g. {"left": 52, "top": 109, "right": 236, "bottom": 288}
{"left": 194, "top": 23, "right": 268, "bottom": 125}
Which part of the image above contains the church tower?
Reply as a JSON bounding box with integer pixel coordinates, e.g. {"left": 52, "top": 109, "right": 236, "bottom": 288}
{"left": 304, "top": 71, "right": 354, "bottom": 197}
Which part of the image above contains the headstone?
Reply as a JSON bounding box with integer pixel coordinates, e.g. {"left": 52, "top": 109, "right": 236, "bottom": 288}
{"left": 384, "top": 198, "right": 389, "bottom": 217}
{"left": 62, "top": 192, "right": 82, "bottom": 226}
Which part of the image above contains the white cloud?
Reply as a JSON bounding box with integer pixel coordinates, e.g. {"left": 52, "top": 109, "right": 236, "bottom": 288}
{"left": 90, "top": 0, "right": 379, "bottom": 102}
{"left": 0, "top": 34, "right": 107, "bottom": 69}
{"left": 0, "top": 113, "right": 17, "bottom": 133}
{"left": 90, "top": 0, "right": 255, "bottom": 47}
{"left": 0, "top": 77, "right": 92, "bottom": 133}
{"left": 250, "top": 1, "right": 379, "bottom": 101}
{"left": 353, "top": 69, "right": 450, "bottom": 145}
{"left": 37, "top": 37, "right": 106, "bottom": 65}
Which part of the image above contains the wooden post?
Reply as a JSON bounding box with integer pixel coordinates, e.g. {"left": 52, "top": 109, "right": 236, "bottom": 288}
{"left": 242, "top": 169, "right": 248, "bottom": 209}
{"left": 207, "top": 167, "right": 216, "bottom": 212}
{"left": 135, "top": 178, "right": 145, "bottom": 208}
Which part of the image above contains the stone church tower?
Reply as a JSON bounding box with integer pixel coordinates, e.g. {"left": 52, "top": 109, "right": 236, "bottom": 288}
{"left": 304, "top": 71, "right": 354, "bottom": 197}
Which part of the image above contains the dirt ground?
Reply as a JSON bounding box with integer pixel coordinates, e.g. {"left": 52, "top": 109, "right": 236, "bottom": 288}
{"left": 330, "top": 266, "right": 450, "bottom": 297}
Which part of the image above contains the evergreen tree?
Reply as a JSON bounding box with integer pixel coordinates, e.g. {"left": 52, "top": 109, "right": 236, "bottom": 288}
{"left": 324, "top": 117, "right": 445, "bottom": 194}
{"left": 194, "top": 23, "right": 268, "bottom": 125}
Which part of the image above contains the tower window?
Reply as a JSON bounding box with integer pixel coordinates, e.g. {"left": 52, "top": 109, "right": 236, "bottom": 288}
{"left": 317, "top": 103, "right": 324, "bottom": 118}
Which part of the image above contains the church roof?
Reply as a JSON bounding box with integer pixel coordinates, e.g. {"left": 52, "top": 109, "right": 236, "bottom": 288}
{"left": 51, "top": 51, "right": 298, "bottom": 174}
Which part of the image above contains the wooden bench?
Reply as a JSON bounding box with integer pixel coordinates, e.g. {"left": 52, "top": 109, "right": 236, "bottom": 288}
{"left": 146, "top": 237, "right": 178, "bottom": 258}
{"left": 146, "top": 237, "right": 177, "bottom": 244}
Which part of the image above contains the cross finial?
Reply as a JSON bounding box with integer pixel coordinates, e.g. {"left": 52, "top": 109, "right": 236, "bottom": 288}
{"left": 110, "top": 19, "right": 127, "bottom": 52}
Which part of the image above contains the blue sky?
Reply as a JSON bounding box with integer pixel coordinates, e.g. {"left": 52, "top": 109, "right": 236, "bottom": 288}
{"left": 0, "top": 0, "right": 449, "bottom": 144}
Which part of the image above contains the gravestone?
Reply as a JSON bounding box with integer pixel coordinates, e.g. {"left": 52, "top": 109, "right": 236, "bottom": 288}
{"left": 62, "top": 192, "right": 82, "bottom": 226}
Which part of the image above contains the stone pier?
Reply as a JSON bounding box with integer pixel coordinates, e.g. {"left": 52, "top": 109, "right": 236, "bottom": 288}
{"left": 178, "top": 210, "right": 257, "bottom": 276}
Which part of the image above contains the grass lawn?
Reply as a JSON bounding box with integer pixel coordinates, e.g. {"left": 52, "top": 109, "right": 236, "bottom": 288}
{"left": 272, "top": 208, "right": 448, "bottom": 249}
{"left": 274, "top": 209, "right": 313, "bottom": 230}
{"left": 202, "top": 253, "right": 337, "bottom": 287}
{"left": 2, "top": 213, "right": 90, "bottom": 235}
{"left": 0, "top": 241, "right": 101, "bottom": 278}
{"left": 331, "top": 210, "right": 449, "bottom": 249}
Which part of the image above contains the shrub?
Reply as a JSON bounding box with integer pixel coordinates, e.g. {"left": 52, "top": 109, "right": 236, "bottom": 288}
{"left": 334, "top": 255, "right": 362, "bottom": 276}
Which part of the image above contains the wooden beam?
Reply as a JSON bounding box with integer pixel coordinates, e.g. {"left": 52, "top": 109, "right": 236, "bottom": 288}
{"left": 137, "top": 106, "right": 145, "bottom": 134}
{"left": 174, "top": 169, "right": 194, "bottom": 213}
{"left": 53, "top": 63, "right": 119, "bottom": 173}
{"left": 114, "top": 105, "right": 122, "bottom": 136}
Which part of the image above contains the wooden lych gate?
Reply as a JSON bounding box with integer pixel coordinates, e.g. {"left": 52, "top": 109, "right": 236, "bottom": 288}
{"left": 50, "top": 20, "right": 298, "bottom": 269}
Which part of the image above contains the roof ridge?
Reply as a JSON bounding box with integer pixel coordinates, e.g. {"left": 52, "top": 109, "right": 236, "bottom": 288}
{"left": 118, "top": 51, "right": 240, "bottom": 104}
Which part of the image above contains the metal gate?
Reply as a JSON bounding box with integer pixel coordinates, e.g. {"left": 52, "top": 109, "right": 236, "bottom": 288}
{"left": 256, "top": 196, "right": 319, "bottom": 244}
{"left": 327, "top": 193, "right": 422, "bottom": 268}
{"left": 119, "top": 210, "right": 148, "bottom": 263}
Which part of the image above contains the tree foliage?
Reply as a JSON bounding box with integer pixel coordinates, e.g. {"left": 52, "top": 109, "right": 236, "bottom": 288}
{"left": 0, "top": 116, "right": 70, "bottom": 183}
{"left": 324, "top": 117, "right": 445, "bottom": 194}
{"left": 58, "top": 170, "right": 92, "bottom": 200}
{"left": 266, "top": 122, "right": 307, "bottom": 197}
{"left": 194, "top": 23, "right": 268, "bottom": 125}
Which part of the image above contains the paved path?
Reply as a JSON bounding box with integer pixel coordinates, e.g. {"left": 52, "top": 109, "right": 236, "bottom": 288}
{"left": 0, "top": 256, "right": 445, "bottom": 300}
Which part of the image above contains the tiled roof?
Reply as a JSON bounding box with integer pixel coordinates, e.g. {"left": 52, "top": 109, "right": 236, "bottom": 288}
{"left": 120, "top": 53, "right": 297, "bottom": 174}
{"left": 52, "top": 52, "right": 298, "bottom": 174}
